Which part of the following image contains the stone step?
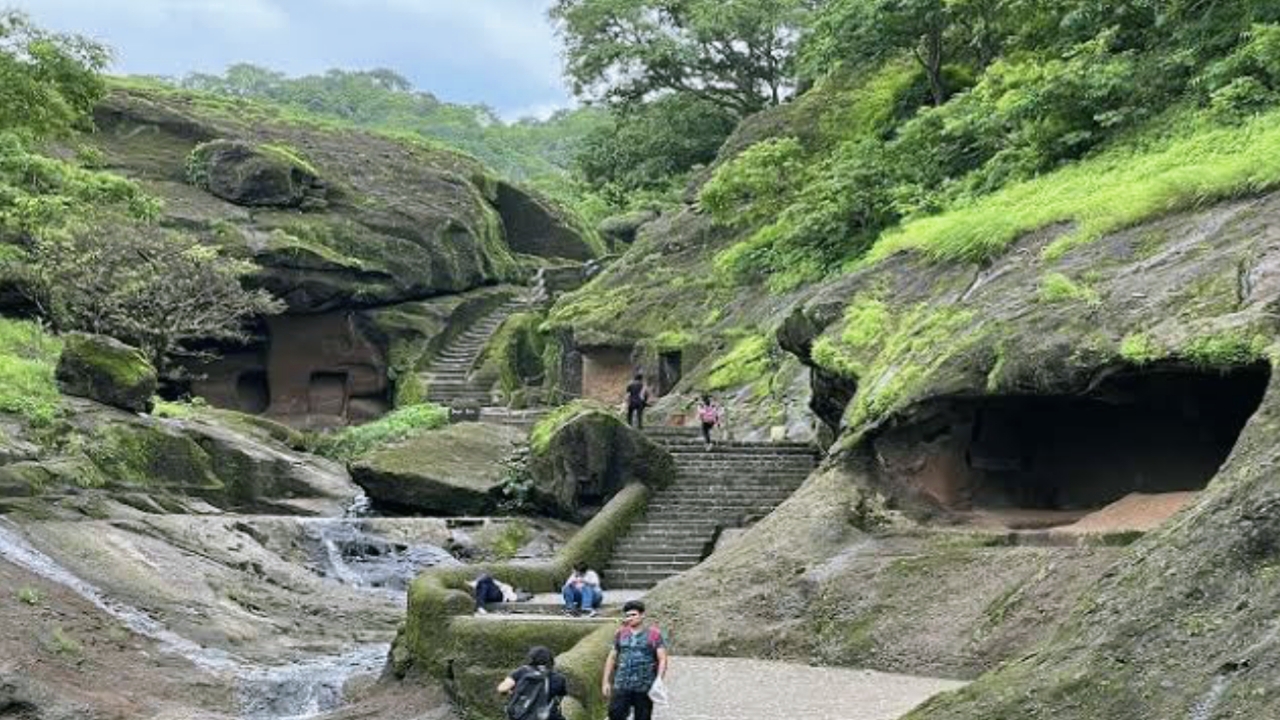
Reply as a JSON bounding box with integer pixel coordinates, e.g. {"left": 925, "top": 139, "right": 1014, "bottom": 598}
{"left": 606, "top": 552, "right": 704, "bottom": 562}
{"left": 606, "top": 561, "right": 700, "bottom": 573}
{"left": 602, "top": 572, "right": 682, "bottom": 589}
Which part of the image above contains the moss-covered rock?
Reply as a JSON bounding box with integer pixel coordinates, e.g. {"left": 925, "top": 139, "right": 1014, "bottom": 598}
{"left": 55, "top": 333, "right": 157, "bottom": 413}
{"left": 525, "top": 401, "right": 674, "bottom": 520}
{"left": 350, "top": 422, "right": 524, "bottom": 515}
{"left": 92, "top": 86, "right": 523, "bottom": 312}
{"left": 494, "top": 180, "right": 604, "bottom": 261}
{"left": 186, "top": 139, "right": 324, "bottom": 208}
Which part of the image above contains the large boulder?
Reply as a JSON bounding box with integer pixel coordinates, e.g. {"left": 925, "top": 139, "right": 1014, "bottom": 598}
{"left": 494, "top": 180, "right": 603, "bottom": 261}
{"left": 527, "top": 402, "right": 674, "bottom": 520}
{"left": 187, "top": 139, "right": 325, "bottom": 208}
{"left": 56, "top": 333, "right": 157, "bottom": 413}
{"left": 351, "top": 422, "right": 525, "bottom": 515}
{"left": 92, "top": 88, "right": 520, "bottom": 313}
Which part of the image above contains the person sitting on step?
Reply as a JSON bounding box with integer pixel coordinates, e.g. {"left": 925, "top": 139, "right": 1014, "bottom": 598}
{"left": 561, "top": 562, "right": 603, "bottom": 617}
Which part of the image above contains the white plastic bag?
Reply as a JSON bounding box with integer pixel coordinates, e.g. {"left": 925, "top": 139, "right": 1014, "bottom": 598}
{"left": 648, "top": 675, "right": 670, "bottom": 705}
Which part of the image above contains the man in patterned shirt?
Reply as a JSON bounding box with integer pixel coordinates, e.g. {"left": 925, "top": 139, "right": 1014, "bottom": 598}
{"left": 601, "top": 600, "right": 668, "bottom": 720}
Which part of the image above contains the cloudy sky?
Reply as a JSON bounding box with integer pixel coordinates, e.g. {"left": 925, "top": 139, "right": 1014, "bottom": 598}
{"left": 16, "top": 0, "right": 572, "bottom": 120}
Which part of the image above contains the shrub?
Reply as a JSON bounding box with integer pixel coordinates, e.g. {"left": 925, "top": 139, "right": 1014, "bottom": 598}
{"left": 310, "top": 403, "right": 450, "bottom": 461}
{"left": 0, "top": 318, "right": 62, "bottom": 425}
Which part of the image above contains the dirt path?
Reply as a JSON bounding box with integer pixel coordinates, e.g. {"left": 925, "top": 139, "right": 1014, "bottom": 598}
{"left": 654, "top": 656, "right": 966, "bottom": 720}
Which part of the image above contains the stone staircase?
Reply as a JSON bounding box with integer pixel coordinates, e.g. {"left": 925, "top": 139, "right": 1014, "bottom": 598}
{"left": 424, "top": 298, "right": 528, "bottom": 407}
{"left": 605, "top": 427, "right": 819, "bottom": 589}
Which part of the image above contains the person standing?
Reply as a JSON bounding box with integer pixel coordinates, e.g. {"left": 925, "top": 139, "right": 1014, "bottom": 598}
{"left": 601, "top": 600, "right": 668, "bottom": 720}
{"left": 696, "top": 393, "right": 723, "bottom": 451}
{"left": 498, "top": 645, "right": 568, "bottom": 720}
{"left": 625, "top": 373, "right": 650, "bottom": 429}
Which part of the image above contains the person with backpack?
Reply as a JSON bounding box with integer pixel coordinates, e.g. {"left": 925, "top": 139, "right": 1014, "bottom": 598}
{"left": 601, "top": 600, "right": 668, "bottom": 720}
{"left": 498, "top": 645, "right": 568, "bottom": 720}
{"left": 696, "top": 393, "right": 724, "bottom": 451}
{"left": 624, "top": 373, "right": 650, "bottom": 429}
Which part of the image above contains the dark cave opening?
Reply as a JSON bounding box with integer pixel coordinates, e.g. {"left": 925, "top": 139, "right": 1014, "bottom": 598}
{"left": 872, "top": 364, "right": 1270, "bottom": 521}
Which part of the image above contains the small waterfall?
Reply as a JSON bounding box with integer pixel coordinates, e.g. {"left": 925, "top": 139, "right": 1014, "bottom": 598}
{"left": 0, "top": 519, "right": 389, "bottom": 719}
{"left": 304, "top": 519, "right": 460, "bottom": 594}
{"left": 0, "top": 519, "right": 237, "bottom": 672}
{"left": 236, "top": 644, "right": 389, "bottom": 719}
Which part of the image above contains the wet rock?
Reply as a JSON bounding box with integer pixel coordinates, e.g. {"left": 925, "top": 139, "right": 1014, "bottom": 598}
{"left": 56, "top": 333, "right": 157, "bottom": 414}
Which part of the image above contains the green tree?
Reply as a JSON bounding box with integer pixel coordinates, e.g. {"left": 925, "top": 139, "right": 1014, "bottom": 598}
{"left": 22, "top": 218, "right": 284, "bottom": 375}
{"left": 575, "top": 95, "right": 738, "bottom": 192}
{"left": 549, "top": 0, "right": 814, "bottom": 116}
{"left": 0, "top": 10, "right": 110, "bottom": 139}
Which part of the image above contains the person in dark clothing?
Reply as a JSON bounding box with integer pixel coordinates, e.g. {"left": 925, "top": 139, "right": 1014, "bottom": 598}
{"left": 474, "top": 573, "right": 504, "bottom": 614}
{"left": 625, "top": 373, "right": 649, "bottom": 429}
{"left": 498, "top": 645, "right": 569, "bottom": 720}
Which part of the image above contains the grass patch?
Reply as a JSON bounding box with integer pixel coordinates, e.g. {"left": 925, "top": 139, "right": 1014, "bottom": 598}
{"left": 866, "top": 106, "right": 1280, "bottom": 265}
{"left": 1038, "top": 273, "right": 1100, "bottom": 305}
{"left": 309, "top": 403, "right": 449, "bottom": 462}
{"left": 1181, "top": 331, "right": 1270, "bottom": 368}
{"left": 15, "top": 586, "right": 41, "bottom": 605}
{"left": 0, "top": 319, "right": 63, "bottom": 426}
{"left": 489, "top": 520, "right": 532, "bottom": 560}
{"left": 705, "top": 334, "right": 774, "bottom": 391}
{"left": 1120, "top": 333, "right": 1163, "bottom": 366}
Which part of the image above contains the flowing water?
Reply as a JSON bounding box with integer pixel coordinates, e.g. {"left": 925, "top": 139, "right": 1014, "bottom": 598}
{"left": 0, "top": 516, "right": 456, "bottom": 718}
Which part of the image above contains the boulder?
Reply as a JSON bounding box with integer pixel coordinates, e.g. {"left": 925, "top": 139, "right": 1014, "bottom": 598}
{"left": 56, "top": 333, "right": 157, "bottom": 413}
{"left": 494, "top": 180, "right": 603, "bottom": 261}
{"left": 92, "top": 89, "right": 521, "bottom": 313}
{"left": 187, "top": 139, "right": 323, "bottom": 208}
{"left": 598, "top": 209, "right": 659, "bottom": 246}
{"left": 527, "top": 403, "right": 674, "bottom": 520}
{"left": 350, "top": 422, "right": 525, "bottom": 515}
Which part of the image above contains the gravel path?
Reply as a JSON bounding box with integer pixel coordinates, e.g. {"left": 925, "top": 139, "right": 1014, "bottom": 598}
{"left": 651, "top": 657, "right": 966, "bottom": 720}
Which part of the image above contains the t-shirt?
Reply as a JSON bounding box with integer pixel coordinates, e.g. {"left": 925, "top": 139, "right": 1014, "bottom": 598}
{"left": 582, "top": 569, "right": 600, "bottom": 588}
{"left": 626, "top": 381, "right": 647, "bottom": 406}
{"left": 508, "top": 665, "right": 568, "bottom": 720}
{"left": 612, "top": 625, "right": 665, "bottom": 692}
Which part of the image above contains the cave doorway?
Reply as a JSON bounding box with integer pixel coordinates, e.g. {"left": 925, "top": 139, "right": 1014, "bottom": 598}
{"left": 658, "top": 351, "right": 682, "bottom": 397}
{"left": 873, "top": 364, "right": 1269, "bottom": 528}
{"left": 235, "top": 371, "right": 270, "bottom": 414}
{"left": 308, "top": 372, "right": 350, "bottom": 418}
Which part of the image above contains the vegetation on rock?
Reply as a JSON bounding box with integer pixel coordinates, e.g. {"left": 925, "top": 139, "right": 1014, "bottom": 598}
{"left": 310, "top": 403, "right": 450, "bottom": 462}
{"left": 0, "top": 318, "right": 62, "bottom": 426}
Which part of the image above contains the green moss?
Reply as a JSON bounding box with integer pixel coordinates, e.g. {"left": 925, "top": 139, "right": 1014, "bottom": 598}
{"left": 479, "top": 312, "right": 547, "bottom": 398}
{"left": 488, "top": 520, "right": 532, "bottom": 560}
{"left": 258, "top": 142, "right": 318, "bottom": 175}
{"left": 85, "top": 423, "right": 220, "bottom": 490}
{"left": 0, "top": 319, "right": 63, "bottom": 426}
{"left": 1181, "top": 330, "right": 1270, "bottom": 367}
{"left": 529, "top": 400, "right": 620, "bottom": 455}
{"left": 705, "top": 334, "right": 775, "bottom": 391}
{"left": 1038, "top": 273, "right": 1101, "bottom": 305}
{"left": 308, "top": 403, "right": 449, "bottom": 461}
{"left": 1119, "top": 333, "right": 1163, "bottom": 365}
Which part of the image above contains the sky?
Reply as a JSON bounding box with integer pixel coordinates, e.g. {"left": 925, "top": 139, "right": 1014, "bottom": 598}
{"left": 16, "top": 0, "right": 574, "bottom": 120}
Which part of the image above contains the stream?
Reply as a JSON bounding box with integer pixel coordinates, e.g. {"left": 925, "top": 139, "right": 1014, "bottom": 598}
{"left": 0, "top": 515, "right": 459, "bottom": 718}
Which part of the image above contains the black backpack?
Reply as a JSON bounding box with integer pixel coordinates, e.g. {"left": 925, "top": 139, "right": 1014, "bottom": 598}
{"left": 505, "top": 666, "right": 553, "bottom": 720}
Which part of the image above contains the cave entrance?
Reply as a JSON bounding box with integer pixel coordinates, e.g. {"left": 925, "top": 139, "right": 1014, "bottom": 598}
{"left": 657, "top": 351, "right": 682, "bottom": 397}
{"left": 235, "top": 370, "right": 270, "bottom": 414}
{"left": 308, "top": 372, "right": 350, "bottom": 417}
{"left": 873, "top": 364, "right": 1269, "bottom": 529}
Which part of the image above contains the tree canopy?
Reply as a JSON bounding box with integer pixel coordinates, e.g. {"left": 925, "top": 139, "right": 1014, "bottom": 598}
{"left": 549, "top": 0, "right": 814, "bottom": 117}
{"left": 0, "top": 9, "right": 110, "bottom": 139}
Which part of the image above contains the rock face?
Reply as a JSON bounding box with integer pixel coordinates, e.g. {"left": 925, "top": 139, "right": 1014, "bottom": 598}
{"left": 494, "top": 180, "right": 602, "bottom": 261}
{"left": 188, "top": 139, "right": 326, "bottom": 208}
{"left": 56, "top": 333, "right": 157, "bottom": 413}
{"left": 351, "top": 422, "right": 525, "bottom": 515}
{"left": 642, "top": 191, "right": 1280, "bottom": 719}
{"left": 598, "top": 209, "right": 659, "bottom": 246}
{"left": 0, "top": 399, "right": 356, "bottom": 515}
{"left": 528, "top": 404, "right": 674, "bottom": 520}
{"left": 92, "top": 87, "right": 523, "bottom": 313}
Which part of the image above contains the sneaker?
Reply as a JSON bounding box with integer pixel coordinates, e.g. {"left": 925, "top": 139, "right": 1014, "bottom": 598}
{"left": 561, "top": 608, "right": 574, "bottom": 616}
{"left": 476, "top": 607, "right": 488, "bottom": 615}
{"left": 587, "top": 609, "right": 599, "bottom": 618}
